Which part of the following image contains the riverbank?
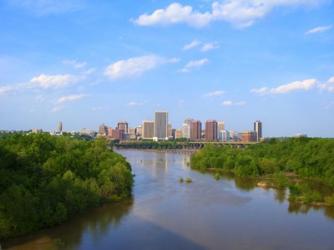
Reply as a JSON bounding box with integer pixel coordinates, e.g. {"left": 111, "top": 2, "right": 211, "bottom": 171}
{"left": 0, "top": 133, "right": 134, "bottom": 241}
{"left": 191, "top": 137, "right": 334, "bottom": 207}
{"left": 3, "top": 149, "right": 334, "bottom": 250}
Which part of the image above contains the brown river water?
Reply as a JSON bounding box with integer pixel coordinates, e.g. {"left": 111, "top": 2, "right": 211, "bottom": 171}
{"left": 3, "top": 149, "right": 334, "bottom": 250}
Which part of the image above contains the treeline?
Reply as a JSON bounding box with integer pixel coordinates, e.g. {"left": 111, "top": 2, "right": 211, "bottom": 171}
{"left": 0, "top": 133, "right": 133, "bottom": 240}
{"left": 191, "top": 138, "right": 334, "bottom": 206}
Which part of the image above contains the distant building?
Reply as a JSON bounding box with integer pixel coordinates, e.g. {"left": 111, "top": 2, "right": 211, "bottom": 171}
{"left": 32, "top": 128, "right": 43, "bottom": 134}
{"left": 219, "top": 130, "right": 230, "bottom": 142}
{"left": 108, "top": 127, "right": 113, "bottom": 137}
{"left": 154, "top": 112, "right": 168, "bottom": 140}
{"left": 80, "top": 128, "right": 96, "bottom": 137}
{"left": 254, "top": 120, "right": 262, "bottom": 142}
{"left": 175, "top": 129, "right": 183, "bottom": 139}
{"left": 218, "top": 121, "right": 225, "bottom": 131}
{"left": 190, "top": 120, "right": 202, "bottom": 141}
{"left": 98, "top": 124, "right": 108, "bottom": 137}
{"left": 240, "top": 131, "right": 257, "bottom": 142}
{"left": 136, "top": 126, "right": 142, "bottom": 138}
{"left": 117, "top": 121, "right": 129, "bottom": 134}
{"left": 55, "top": 121, "right": 63, "bottom": 135}
{"left": 171, "top": 129, "right": 176, "bottom": 140}
{"left": 205, "top": 120, "right": 218, "bottom": 141}
{"left": 168, "top": 124, "right": 173, "bottom": 138}
{"left": 142, "top": 121, "right": 155, "bottom": 139}
{"left": 182, "top": 118, "right": 194, "bottom": 139}
{"left": 128, "top": 128, "right": 137, "bottom": 140}
{"left": 111, "top": 128, "right": 124, "bottom": 140}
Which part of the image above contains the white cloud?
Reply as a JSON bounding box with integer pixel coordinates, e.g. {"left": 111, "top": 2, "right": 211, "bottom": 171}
{"left": 128, "top": 101, "right": 144, "bottom": 107}
{"left": 134, "top": 1, "right": 324, "bottom": 28}
{"left": 305, "top": 25, "right": 332, "bottom": 35}
{"left": 62, "top": 59, "right": 87, "bottom": 69}
{"left": 0, "top": 85, "right": 15, "bottom": 95}
{"left": 205, "top": 90, "right": 225, "bottom": 97}
{"left": 30, "top": 74, "right": 78, "bottom": 89}
{"left": 222, "top": 100, "right": 246, "bottom": 106}
{"left": 56, "top": 94, "right": 86, "bottom": 105}
{"left": 252, "top": 78, "right": 318, "bottom": 95}
{"left": 180, "top": 58, "right": 209, "bottom": 73}
{"left": 134, "top": 3, "right": 212, "bottom": 28}
{"left": 104, "top": 55, "right": 177, "bottom": 79}
{"left": 52, "top": 94, "right": 86, "bottom": 112}
{"left": 319, "top": 76, "right": 334, "bottom": 93}
{"left": 201, "top": 42, "right": 219, "bottom": 52}
{"left": 183, "top": 40, "right": 201, "bottom": 50}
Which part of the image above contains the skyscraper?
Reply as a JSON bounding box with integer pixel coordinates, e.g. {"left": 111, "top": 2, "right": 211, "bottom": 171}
{"left": 98, "top": 124, "right": 108, "bottom": 137}
{"left": 142, "top": 121, "right": 154, "bottom": 139}
{"left": 218, "top": 121, "right": 225, "bottom": 131}
{"left": 205, "top": 120, "right": 218, "bottom": 141}
{"left": 190, "top": 120, "right": 202, "bottom": 141}
{"left": 254, "top": 120, "right": 263, "bottom": 142}
{"left": 182, "top": 118, "right": 194, "bottom": 139}
{"left": 117, "top": 121, "right": 129, "bottom": 134}
{"left": 154, "top": 112, "right": 168, "bottom": 140}
{"left": 57, "top": 121, "right": 63, "bottom": 134}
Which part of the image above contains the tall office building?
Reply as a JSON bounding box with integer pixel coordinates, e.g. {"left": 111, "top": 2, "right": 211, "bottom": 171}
{"left": 182, "top": 118, "right": 194, "bottom": 139}
{"left": 98, "top": 124, "right": 108, "bottom": 137}
{"left": 175, "top": 129, "right": 183, "bottom": 139}
{"left": 167, "top": 124, "right": 172, "bottom": 137}
{"left": 218, "top": 121, "right": 225, "bottom": 131}
{"left": 142, "top": 121, "right": 155, "bottom": 139}
{"left": 190, "top": 120, "right": 202, "bottom": 141}
{"left": 57, "top": 121, "right": 63, "bottom": 134}
{"left": 117, "top": 121, "right": 129, "bottom": 134}
{"left": 154, "top": 112, "right": 168, "bottom": 140}
{"left": 205, "top": 120, "right": 218, "bottom": 141}
{"left": 136, "top": 126, "right": 142, "bottom": 138}
{"left": 128, "top": 128, "right": 137, "bottom": 140}
{"left": 254, "top": 120, "right": 263, "bottom": 142}
{"left": 108, "top": 127, "right": 113, "bottom": 137}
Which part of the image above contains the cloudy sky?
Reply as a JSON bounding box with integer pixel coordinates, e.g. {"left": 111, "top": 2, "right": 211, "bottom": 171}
{"left": 0, "top": 0, "right": 333, "bottom": 137}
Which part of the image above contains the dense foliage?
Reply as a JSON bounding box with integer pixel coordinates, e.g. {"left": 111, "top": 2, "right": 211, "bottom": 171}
{"left": 191, "top": 138, "right": 334, "bottom": 205}
{"left": 0, "top": 133, "right": 133, "bottom": 240}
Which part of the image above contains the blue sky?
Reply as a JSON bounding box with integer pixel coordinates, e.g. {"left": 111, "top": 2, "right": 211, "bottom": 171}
{"left": 0, "top": 0, "right": 333, "bottom": 137}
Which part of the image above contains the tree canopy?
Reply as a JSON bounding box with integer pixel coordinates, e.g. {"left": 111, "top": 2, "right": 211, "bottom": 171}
{"left": 0, "top": 133, "right": 133, "bottom": 240}
{"left": 191, "top": 138, "right": 334, "bottom": 206}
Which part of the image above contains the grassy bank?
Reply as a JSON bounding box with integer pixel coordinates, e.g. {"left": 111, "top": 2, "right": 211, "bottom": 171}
{"left": 191, "top": 138, "right": 334, "bottom": 206}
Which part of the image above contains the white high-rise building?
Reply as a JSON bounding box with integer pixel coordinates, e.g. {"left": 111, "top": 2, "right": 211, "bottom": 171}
{"left": 219, "top": 130, "right": 230, "bottom": 142}
{"left": 154, "top": 112, "right": 168, "bottom": 140}
{"left": 218, "top": 121, "right": 225, "bottom": 131}
{"left": 182, "top": 118, "right": 194, "bottom": 139}
{"left": 254, "top": 120, "right": 263, "bottom": 142}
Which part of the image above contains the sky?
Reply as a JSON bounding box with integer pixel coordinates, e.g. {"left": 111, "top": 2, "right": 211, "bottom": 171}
{"left": 0, "top": 0, "right": 333, "bottom": 137}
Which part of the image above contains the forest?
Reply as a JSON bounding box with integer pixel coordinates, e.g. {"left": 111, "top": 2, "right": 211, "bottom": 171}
{"left": 0, "top": 133, "right": 133, "bottom": 240}
{"left": 191, "top": 138, "right": 334, "bottom": 206}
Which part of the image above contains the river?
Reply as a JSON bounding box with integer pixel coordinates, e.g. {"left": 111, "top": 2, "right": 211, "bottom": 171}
{"left": 4, "top": 149, "right": 334, "bottom": 250}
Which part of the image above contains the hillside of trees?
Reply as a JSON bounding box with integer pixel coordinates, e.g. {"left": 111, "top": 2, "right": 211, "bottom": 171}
{"left": 191, "top": 138, "right": 334, "bottom": 206}
{"left": 0, "top": 133, "right": 133, "bottom": 240}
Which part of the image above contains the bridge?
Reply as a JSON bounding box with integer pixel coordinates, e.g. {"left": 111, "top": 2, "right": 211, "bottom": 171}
{"left": 114, "top": 140, "right": 258, "bottom": 150}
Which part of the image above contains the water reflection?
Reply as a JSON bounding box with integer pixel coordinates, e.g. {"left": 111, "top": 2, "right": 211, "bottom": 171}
{"left": 4, "top": 150, "right": 334, "bottom": 250}
{"left": 219, "top": 174, "right": 334, "bottom": 219}
{"left": 4, "top": 200, "right": 134, "bottom": 250}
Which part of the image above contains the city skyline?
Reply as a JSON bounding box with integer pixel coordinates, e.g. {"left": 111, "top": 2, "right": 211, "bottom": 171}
{"left": 0, "top": 0, "right": 334, "bottom": 137}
